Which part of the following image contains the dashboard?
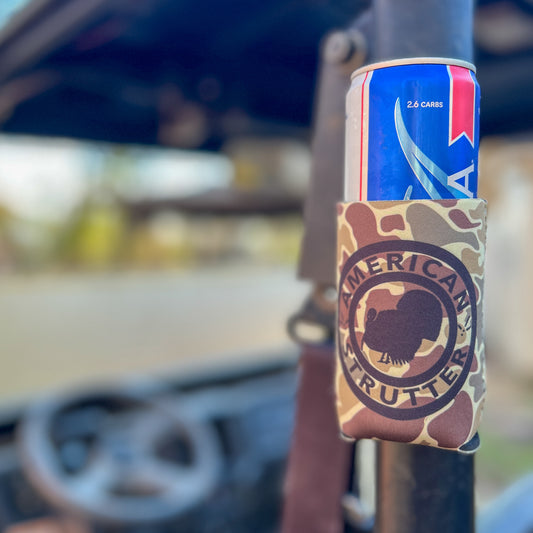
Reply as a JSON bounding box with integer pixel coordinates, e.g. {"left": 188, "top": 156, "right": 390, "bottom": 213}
{"left": 0, "top": 356, "right": 297, "bottom": 533}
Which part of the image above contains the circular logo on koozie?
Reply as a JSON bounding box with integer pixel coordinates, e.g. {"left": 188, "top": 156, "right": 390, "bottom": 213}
{"left": 338, "top": 240, "right": 477, "bottom": 420}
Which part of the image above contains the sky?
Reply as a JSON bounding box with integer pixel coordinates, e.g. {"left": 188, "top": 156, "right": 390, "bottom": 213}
{"left": 0, "top": 0, "right": 31, "bottom": 29}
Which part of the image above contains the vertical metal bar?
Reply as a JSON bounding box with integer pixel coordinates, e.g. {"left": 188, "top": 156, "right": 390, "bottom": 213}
{"left": 299, "top": 13, "right": 371, "bottom": 285}
{"left": 368, "top": 2, "right": 476, "bottom": 532}
{"left": 376, "top": 444, "right": 475, "bottom": 533}
{"left": 372, "top": 0, "right": 474, "bottom": 63}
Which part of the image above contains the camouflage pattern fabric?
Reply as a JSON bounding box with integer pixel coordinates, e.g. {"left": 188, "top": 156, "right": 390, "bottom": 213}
{"left": 336, "top": 199, "right": 486, "bottom": 452}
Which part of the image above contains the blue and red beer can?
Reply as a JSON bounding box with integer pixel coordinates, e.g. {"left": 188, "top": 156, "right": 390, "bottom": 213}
{"left": 345, "top": 58, "right": 480, "bottom": 201}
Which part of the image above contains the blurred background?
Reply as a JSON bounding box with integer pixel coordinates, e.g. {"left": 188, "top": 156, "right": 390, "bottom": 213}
{"left": 0, "top": 135, "right": 308, "bottom": 398}
{"left": 0, "top": 0, "right": 532, "bottom": 531}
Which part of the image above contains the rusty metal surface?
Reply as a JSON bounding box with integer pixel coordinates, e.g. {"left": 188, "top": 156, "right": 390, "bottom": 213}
{"left": 281, "top": 344, "right": 353, "bottom": 533}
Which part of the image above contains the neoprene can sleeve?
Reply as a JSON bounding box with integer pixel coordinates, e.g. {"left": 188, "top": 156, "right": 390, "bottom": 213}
{"left": 336, "top": 59, "right": 486, "bottom": 452}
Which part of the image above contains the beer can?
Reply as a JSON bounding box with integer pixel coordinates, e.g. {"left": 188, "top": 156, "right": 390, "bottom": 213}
{"left": 345, "top": 58, "right": 480, "bottom": 201}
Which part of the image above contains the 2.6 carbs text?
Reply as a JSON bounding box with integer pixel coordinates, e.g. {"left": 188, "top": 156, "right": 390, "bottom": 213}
{"left": 407, "top": 100, "right": 444, "bottom": 109}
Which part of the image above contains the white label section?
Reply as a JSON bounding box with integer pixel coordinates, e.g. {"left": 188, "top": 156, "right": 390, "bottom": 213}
{"left": 345, "top": 70, "right": 373, "bottom": 201}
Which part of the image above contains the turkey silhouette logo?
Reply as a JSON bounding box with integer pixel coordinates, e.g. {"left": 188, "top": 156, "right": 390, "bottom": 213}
{"left": 362, "top": 290, "right": 443, "bottom": 366}
{"left": 338, "top": 239, "right": 478, "bottom": 419}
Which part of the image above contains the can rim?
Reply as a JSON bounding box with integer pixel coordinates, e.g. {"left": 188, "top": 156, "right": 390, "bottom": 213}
{"left": 351, "top": 57, "right": 476, "bottom": 79}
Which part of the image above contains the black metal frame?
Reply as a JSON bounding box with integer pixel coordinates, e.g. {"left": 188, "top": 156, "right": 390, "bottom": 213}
{"left": 370, "top": 3, "right": 475, "bottom": 531}
{"left": 298, "top": 1, "right": 476, "bottom": 532}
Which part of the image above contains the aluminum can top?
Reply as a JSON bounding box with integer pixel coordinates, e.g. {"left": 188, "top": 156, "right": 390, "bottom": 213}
{"left": 352, "top": 57, "right": 476, "bottom": 79}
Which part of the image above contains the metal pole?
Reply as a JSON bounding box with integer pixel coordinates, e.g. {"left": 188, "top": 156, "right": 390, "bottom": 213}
{"left": 376, "top": 443, "right": 475, "bottom": 533}
{"left": 368, "top": 2, "right": 476, "bottom": 532}
{"left": 372, "top": 0, "right": 474, "bottom": 63}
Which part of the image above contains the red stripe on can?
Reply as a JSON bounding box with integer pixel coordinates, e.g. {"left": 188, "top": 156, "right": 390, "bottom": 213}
{"left": 359, "top": 71, "right": 369, "bottom": 201}
{"left": 448, "top": 65, "right": 476, "bottom": 147}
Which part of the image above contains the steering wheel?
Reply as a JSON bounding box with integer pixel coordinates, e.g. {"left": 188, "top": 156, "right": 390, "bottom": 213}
{"left": 16, "top": 388, "right": 222, "bottom": 524}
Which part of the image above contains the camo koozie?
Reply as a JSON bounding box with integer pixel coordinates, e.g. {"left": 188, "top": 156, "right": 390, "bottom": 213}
{"left": 336, "top": 199, "right": 486, "bottom": 452}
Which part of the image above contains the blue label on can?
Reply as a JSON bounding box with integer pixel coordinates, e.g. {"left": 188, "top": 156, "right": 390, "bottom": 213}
{"left": 363, "top": 63, "right": 480, "bottom": 201}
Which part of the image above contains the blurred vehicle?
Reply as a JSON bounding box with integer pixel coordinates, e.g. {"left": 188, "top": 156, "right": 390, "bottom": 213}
{"left": 0, "top": 355, "right": 297, "bottom": 532}
{"left": 0, "top": 0, "right": 532, "bottom": 532}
